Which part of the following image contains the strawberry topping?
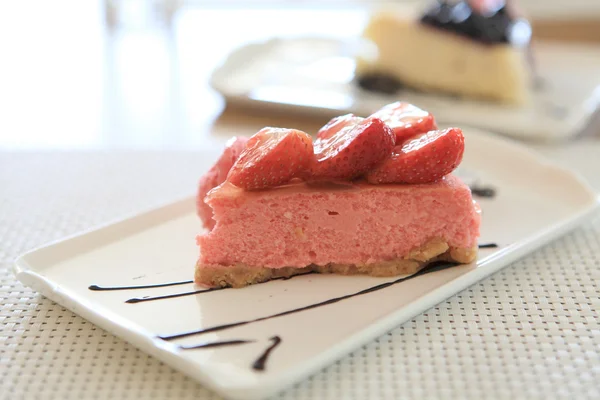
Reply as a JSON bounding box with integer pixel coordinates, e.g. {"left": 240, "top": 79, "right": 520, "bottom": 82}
{"left": 370, "top": 101, "right": 437, "bottom": 144}
{"left": 227, "top": 127, "right": 314, "bottom": 190}
{"left": 366, "top": 128, "right": 465, "bottom": 184}
{"left": 210, "top": 103, "right": 466, "bottom": 191}
{"left": 317, "top": 114, "right": 364, "bottom": 141}
{"left": 312, "top": 117, "right": 395, "bottom": 180}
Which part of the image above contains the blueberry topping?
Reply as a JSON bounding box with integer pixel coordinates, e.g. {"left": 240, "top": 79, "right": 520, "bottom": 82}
{"left": 420, "top": 1, "right": 531, "bottom": 46}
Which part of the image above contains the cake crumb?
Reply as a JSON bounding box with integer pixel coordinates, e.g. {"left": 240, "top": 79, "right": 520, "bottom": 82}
{"left": 294, "top": 227, "right": 306, "bottom": 240}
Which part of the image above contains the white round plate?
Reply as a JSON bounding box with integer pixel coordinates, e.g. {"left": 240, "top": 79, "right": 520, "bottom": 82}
{"left": 210, "top": 37, "right": 600, "bottom": 142}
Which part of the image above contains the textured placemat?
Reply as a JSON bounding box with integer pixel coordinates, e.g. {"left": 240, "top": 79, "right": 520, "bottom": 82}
{"left": 1, "top": 147, "right": 599, "bottom": 400}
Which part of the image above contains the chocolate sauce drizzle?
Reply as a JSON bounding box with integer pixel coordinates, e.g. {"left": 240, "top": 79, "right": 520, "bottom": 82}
{"left": 470, "top": 185, "right": 496, "bottom": 198}
{"left": 88, "top": 280, "right": 193, "bottom": 291}
{"left": 121, "top": 271, "right": 315, "bottom": 304}
{"left": 87, "top": 248, "right": 501, "bottom": 371}
{"left": 252, "top": 336, "right": 282, "bottom": 371}
{"left": 158, "top": 261, "right": 459, "bottom": 341}
{"left": 179, "top": 339, "right": 254, "bottom": 350}
{"left": 125, "top": 287, "right": 225, "bottom": 304}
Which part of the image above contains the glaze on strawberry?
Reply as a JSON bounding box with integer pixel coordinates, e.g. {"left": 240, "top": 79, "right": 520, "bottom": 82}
{"left": 317, "top": 114, "right": 364, "bottom": 140}
{"left": 312, "top": 117, "right": 395, "bottom": 180}
{"left": 369, "top": 101, "right": 437, "bottom": 145}
{"left": 227, "top": 127, "right": 314, "bottom": 191}
{"left": 366, "top": 128, "right": 465, "bottom": 184}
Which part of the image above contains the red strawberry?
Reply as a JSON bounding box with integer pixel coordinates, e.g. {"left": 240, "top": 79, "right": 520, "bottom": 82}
{"left": 227, "top": 127, "right": 314, "bottom": 190}
{"left": 370, "top": 102, "right": 437, "bottom": 144}
{"left": 366, "top": 128, "right": 465, "bottom": 184}
{"left": 312, "top": 117, "right": 395, "bottom": 180}
{"left": 317, "top": 114, "right": 364, "bottom": 140}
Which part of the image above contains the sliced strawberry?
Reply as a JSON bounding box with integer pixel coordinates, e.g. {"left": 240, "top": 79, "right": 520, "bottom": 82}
{"left": 227, "top": 127, "right": 314, "bottom": 190}
{"left": 197, "top": 136, "right": 249, "bottom": 229}
{"left": 317, "top": 114, "right": 364, "bottom": 141}
{"left": 312, "top": 117, "right": 395, "bottom": 180}
{"left": 366, "top": 128, "right": 464, "bottom": 184}
{"left": 370, "top": 101, "right": 437, "bottom": 144}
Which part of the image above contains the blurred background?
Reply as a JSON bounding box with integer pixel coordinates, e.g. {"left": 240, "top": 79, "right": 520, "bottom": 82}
{"left": 0, "top": 0, "right": 599, "bottom": 151}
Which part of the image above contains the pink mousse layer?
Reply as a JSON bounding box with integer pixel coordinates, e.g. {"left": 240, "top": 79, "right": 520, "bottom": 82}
{"left": 197, "top": 175, "right": 480, "bottom": 269}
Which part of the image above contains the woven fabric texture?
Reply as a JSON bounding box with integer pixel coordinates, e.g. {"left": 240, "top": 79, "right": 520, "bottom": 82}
{"left": 1, "top": 145, "right": 599, "bottom": 400}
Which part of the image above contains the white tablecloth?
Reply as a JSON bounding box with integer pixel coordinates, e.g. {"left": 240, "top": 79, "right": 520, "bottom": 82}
{"left": 1, "top": 140, "right": 600, "bottom": 399}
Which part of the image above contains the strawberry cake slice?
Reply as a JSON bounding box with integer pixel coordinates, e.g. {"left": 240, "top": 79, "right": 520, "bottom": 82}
{"left": 195, "top": 102, "right": 480, "bottom": 288}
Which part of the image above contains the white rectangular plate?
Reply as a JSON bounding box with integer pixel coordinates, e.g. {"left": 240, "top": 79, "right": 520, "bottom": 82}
{"left": 210, "top": 37, "right": 600, "bottom": 141}
{"left": 15, "top": 128, "right": 599, "bottom": 400}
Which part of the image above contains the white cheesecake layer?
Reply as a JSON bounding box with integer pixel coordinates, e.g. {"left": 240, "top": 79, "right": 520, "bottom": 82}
{"left": 357, "top": 11, "right": 530, "bottom": 105}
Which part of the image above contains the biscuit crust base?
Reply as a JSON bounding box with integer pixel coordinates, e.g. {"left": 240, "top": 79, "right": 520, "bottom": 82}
{"left": 195, "top": 239, "right": 477, "bottom": 288}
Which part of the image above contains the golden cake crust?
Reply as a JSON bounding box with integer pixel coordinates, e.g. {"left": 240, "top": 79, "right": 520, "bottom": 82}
{"left": 195, "top": 238, "right": 477, "bottom": 288}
